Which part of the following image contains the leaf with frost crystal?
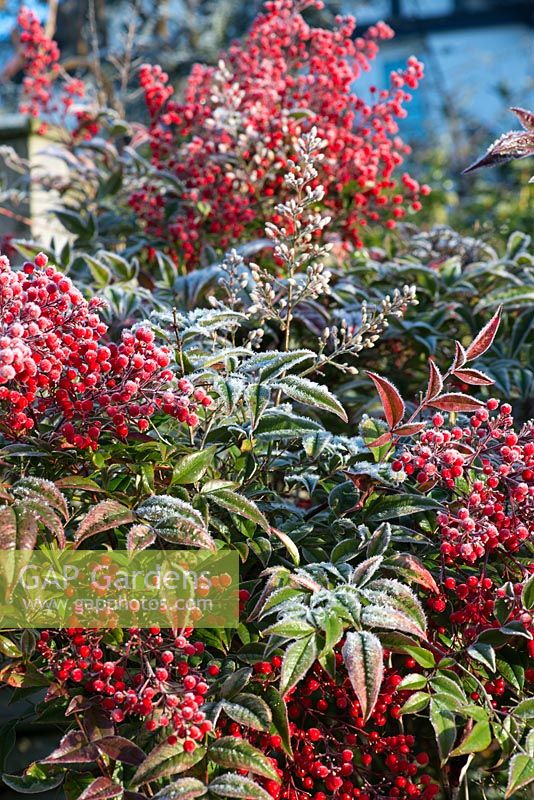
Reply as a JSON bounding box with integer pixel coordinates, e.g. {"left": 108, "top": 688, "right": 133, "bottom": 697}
{"left": 126, "top": 524, "right": 156, "bottom": 553}
{"left": 0, "top": 506, "right": 38, "bottom": 550}
{"left": 13, "top": 477, "right": 68, "bottom": 519}
{"left": 342, "top": 631, "right": 384, "bottom": 722}
{"left": 137, "top": 495, "right": 215, "bottom": 549}
{"left": 208, "top": 737, "right": 280, "bottom": 781}
{"left": 131, "top": 743, "right": 206, "bottom": 786}
{"left": 208, "top": 489, "right": 269, "bottom": 532}
{"left": 273, "top": 375, "right": 348, "bottom": 421}
{"left": 366, "top": 372, "right": 405, "bottom": 428}
{"left": 367, "top": 578, "right": 427, "bottom": 635}
{"left": 361, "top": 605, "right": 426, "bottom": 639}
{"left": 77, "top": 777, "right": 123, "bottom": 800}
{"left": 279, "top": 634, "right": 318, "bottom": 697}
{"left": 239, "top": 349, "right": 315, "bottom": 380}
{"left": 505, "top": 754, "right": 534, "bottom": 798}
{"left": 221, "top": 693, "right": 272, "bottom": 731}
{"left": 209, "top": 773, "right": 272, "bottom": 800}
{"left": 74, "top": 500, "right": 134, "bottom": 545}
{"left": 153, "top": 779, "right": 207, "bottom": 800}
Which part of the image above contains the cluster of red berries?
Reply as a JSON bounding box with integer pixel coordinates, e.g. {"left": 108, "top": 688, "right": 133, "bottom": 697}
{"left": 18, "top": 8, "right": 99, "bottom": 138}
{"left": 37, "top": 626, "right": 221, "bottom": 748}
{"left": 393, "top": 399, "right": 534, "bottom": 563}
{"left": 221, "top": 655, "right": 440, "bottom": 800}
{"left": 132, "top": 0, "right": 428, "bottom": 267}
{"left": 0, "top": 253, "right": 211, "bottom": 448}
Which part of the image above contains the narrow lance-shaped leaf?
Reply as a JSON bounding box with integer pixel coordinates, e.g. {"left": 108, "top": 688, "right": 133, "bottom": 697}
{"left": 77, "top": 777, "right": 123, "bottom": 800}
{"left": 505, "top": 754, "right": 534, "bottom": 799}
{"left": 465, "top": 306, "right": 502, "bottom": 360}
{"left": 366, "top": 372, "right": 405, "bottom": 429}
{"left": 425, "top": 360, "right": 443, "bottom": 401}
{"left": 274, "top": 375, "right": 348, "bottom": 422}
{"left": 463, "top": 130, "right": 534, "bottom": 173}
{"left": 429, "top": 393, "right": 485, "bottom": 413}
{"left": 75, "top": 500, "right": 134, "bottom": 545}
{"left": 452, "top": 368, "right": 494, "bottom": 386}
{"left": 209, "top": 773, "right": 272, "bottom": 800}
{"left": 209, "top": 489, "right": 269, "bottom": 532}
{"left": 342, "top": 631, "right": 384, "bottom": 722}
{"left": 208, "top": 737, "right": 280, "bottom": 781}
{"left": 279, "top": 634, "right": 318, "bottom": 697}
{"left": 153, "top": 778, "right": 208, "bottom": 800}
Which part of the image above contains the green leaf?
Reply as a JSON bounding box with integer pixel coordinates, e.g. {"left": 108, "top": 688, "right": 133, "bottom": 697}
{"left": 360, "top": 416, "right": 391, "bottom": 462}
{"left": 264, "top": 618, "right": 315, "bottom": 638}
{"left": 514, "top": 698, "right": 534, "bottom": 721}
{"left": 0, "top": 635, "right": 22, "bottom": 658}
{"left": 467, "top": 642, "right": 496, "bottom": 672}
{"left": 366, "top": 522, "right": 391, "bottom": 557}
{"left": 209, "top": 773, "right": 272, "bottom": 800}
{"left": 399, "top": 691, "right": 430, "bottom": 715}
{"left": 280, "top": 634, "right": 318, "bottom": 697}
{"left": 130, "top": 744, "right": 206, "bottom": 786}
{"left": 222, "top": 693, "right": 272, "bottom": 731}
{"left": 342, "top": 631, "right": 384, "bottom": 722}
{"left": 247, "top": 350, "right": 314, "bottom": 381}
{"left": 3, "top": 763, "right": 64, "bottom": 793}
{"left": 172, "top": 447, "right": 217, "bottom": 484}
{"left": 522, "top": 574, "right": 534, "bottom": 610}
{"left": 209, "top": 489, "right": 269, "bottom": 532}
{"left": 208, "top": 737, "right": 280, "bottom": 781}
{"left": 153, "top": 779, "right": 207, "bottom": 800}
{"left": 261, "top": 685, "right": 292, "bottom": 756}
{"left": 505, "top": 754, "right": 534, "bottom": 799}
{"left": 274, "top": 375, "right": 347, "bottom": 421}
{"left": 430, "top": 697, "right": 457, "bottom": 764}
{"left": 366, "top": 494, "right": 441, "bottom": 522}
{"left": 450, "top": 720, "right": 492, "bottom": 757}
{"left": 430, "top": 674, "right": 467, "bottom": 706}
{"left": 397, "top": 673, "right": 428, "bottom": 691}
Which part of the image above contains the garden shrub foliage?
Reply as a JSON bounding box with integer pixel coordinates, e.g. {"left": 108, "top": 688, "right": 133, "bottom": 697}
{"left": 0, "top": 4, "right": 532, "bottom": 800}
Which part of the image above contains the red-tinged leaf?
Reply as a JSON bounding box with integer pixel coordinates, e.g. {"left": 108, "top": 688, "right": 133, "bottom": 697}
{"left": 453, "top": 368, "right": 494, "bottom": 386}
{"left": 393, "top": 423, "right": 426, "bottom": 437}
{"left": 511, "top": 106, "right": 534, "bottom": 131}
{"left": 429, "top": 393, "right": 485, "bottom": 412}
{"left": 465, "top": 307, "right": 502, "bottom": 361}
{"left": 41, "top": 731, "right": 99, "bottom": 764}
{"left": 388, "top": 553, "right": 440, "bottom": 594}
{"left": 74, "top": 500, "right": 134, "bottom": 545}
{"left": 368, "top": 431, "right": 392, "bottom": 448}
{"left": 78, "top": 777, "right": 123, "bottom": 800}
{"left": 96, "top": 736, "right": 146, "bottom": 765}
{"left": 452, "top": 341, "right": 467, "bottom": 370}
{"left": 342, "top": 631, "right": 384, "bottom": 722}
{"left": 366, "top": 372, "right": 405, "bottom": 429}
{"left": 425, "top": 360, "right": 443, "bottom": 401}
{"left": 463, "top": 131, "right": 534, "bottom": 173}
{"left": 127, "top": 524, "right": 156, "bottom": 553}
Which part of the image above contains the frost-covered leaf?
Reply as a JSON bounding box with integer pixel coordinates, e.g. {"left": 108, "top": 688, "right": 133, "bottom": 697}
{"left": 452, "top": 368, "right": 494, "bottom": 386}
{"left": 368, "top": 578, "right": 427, "bottom": 635}
{"left": 172, "top": 446, "right": 217, "bottom": 484}
{"left": 366, "top": 494, "right": 441, "bottom": 522}
{"left": 75, "top": 500, "right": 134, "bottom": 545}
{"left": 214, "top": 377, "right": 246, "bottom": 413}
{"left": 342, "top": 631, "right": 384, "bottom": 722}
{"left": 209, "top": 773, "right": 272, "bottom": 800}
{"left": 425, "top": 360, "right": 443, "bottom": 401}
{"left": 208, "top": 489, "right": 269, "bottom": 532}
{"left": 126, "top": 524, "right": 156, "bottom": 553}
{"left": 153, "top": 778, "right": 207, "bottom": 800}
{"left": 77, "top": 777, "right": 123, "bottom": 800}
{"left": 366, "top": 523, "right": 391, "bottom": 557}
{"left": 463, "top": 129, "right": 534, "bottom": 173}
{"left": 505, "top": 754, "right": 534, "bottom": 799}
{"left": 40, "top": 731, "right": 99, "bottom": 764}
{"left": 465, "top": 307, "right": 502, "bottom": 361}
{"left": 274, "top": 375, "right": 347, "bottom": 421}
{"left": 351, "top": 555, "right": 383, "bottom": 587}
{"left": 208, "top": 737, "right": 280, "bottom": 781}
{"left": 240, "top": 350, "right": 315, "bottom": 381}
{"left": 221, "top": 693, "right": 272, "bottom": 732}
{"left": 131, "top": 743, "right": 206, "bottom": 786}
{"left": 429, "top": 393, "right": 485, "bottom": 412}
{"left": 366, "top": 372, "right": 405, "bottom": 429}
{"left": 280, "top": 635, "right": 318, "bottom": 697}
{"left": 362, "top": 604, "right": 425, "bottom": 639}
{"left": 387, "top": 553, "right": 439, "bottom": 594}
{"left": 137, "top": 495, "right": 215, "bottom": 549}
{"left": 13, "top": 478, "right": 68, "bottom": 519}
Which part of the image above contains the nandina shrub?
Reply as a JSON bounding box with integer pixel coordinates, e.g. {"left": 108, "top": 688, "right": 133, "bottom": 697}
{"left": 0, "top": 71, "right": 532, "bottom": 800}
{"left": 7, "top": 1, "right": 427, "bottom": 271}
